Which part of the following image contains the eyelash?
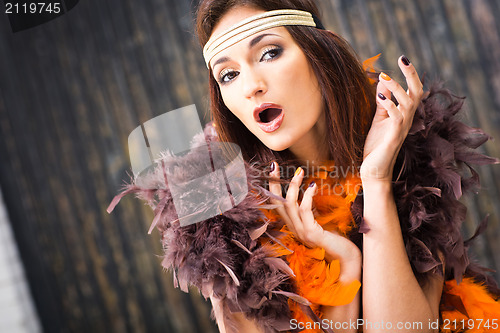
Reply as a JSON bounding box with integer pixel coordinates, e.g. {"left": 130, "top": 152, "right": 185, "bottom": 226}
{"left": 217, "top": 46, "right": 283, "bottom": 85}
{"left": 260, "top": 46, "right": 283, "bottom": 62}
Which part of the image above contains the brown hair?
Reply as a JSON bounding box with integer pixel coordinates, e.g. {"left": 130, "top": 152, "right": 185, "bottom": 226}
{"left": 196, "top": 0, "right": 377, "bottom": 176}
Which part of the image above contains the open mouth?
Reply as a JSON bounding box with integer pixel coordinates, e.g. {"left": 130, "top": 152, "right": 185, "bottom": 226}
{"left": 254, "top": 103, "right": 285, "bottom": 133}
{"left": 258, "top": 108, "right": 282, "bottom": 123}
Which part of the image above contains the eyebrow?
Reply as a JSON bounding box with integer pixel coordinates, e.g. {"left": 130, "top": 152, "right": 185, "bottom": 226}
{"left": 211, "top": 33, "right": 281, "bottom": 70}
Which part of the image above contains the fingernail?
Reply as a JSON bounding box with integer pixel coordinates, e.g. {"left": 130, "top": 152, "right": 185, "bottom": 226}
{"left": 380, "top": 72, "right": 391, "bottom": 81}
{"left": 401, "top": 55, "right": 411, "bottom": 66}
{"left": 294, "top": 167, "right": 302, "bottom": 177}
{"left": 308, "top": 181, "right": 315, "bottom": 188}
{"left": 378, "top": 93, "right": 387, "bottom": 100}
{"left": 270, "top": 161, "right": 275, "bottom": 172}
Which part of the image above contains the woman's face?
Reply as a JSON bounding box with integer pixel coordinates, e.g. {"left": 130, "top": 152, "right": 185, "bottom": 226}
{"left": 209, "top": 6, "right": 326, "bottom": 158}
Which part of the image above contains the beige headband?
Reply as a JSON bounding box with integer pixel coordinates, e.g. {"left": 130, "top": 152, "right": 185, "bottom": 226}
{"left": 203, "top": 9, "right": 320, "bottom": 68}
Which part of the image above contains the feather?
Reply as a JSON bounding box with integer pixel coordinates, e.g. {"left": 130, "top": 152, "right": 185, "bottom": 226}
{"left": 173, "top": 269, "right": 179, "bottom": 288}
{"left": 226, "top": 297, "right": 252, "bottom": 313}
{"left": 298, "top": 303, "right": 335, "bottom": 333}
{"left": 456, "top": 151, "right": 500, "bottom": 165}
{"left": 391, "top": 81, "right": 500, "bottom": 292}
{"left": 440, "top": 293, "right": 469, "bottom": 317}
{"left": 217, "top": 259, "right": 240, "bottom": 288}
{"left": 210, "top": 296, "right": 228, "bottom": 333}
{"left": 407, "top": 237, "right": 441, "bottom": 273}
{"left": 422, "top": 186, "right": 442, "bottom": 197}
{"left": 179, "top": 275, "right": 189, "bottom": 293}
{"left": 148, "top": 195, "right": 168, "bottom": 234}
{"left": 362, "top": 53, "right": 381, "bottom": 73}
{"left": 106, "top": 186, "right": 137, "bottom": 213}
{"left": 464, "top": 215, "right": 489, "bottom": 247}
{"left": 441, "top": 278, "right": 500, "bottom": 333}
{"left": 271, "top": 291, "right": 311, "bottom": 306}
{"left": 264, "top": 231, "right": 294, "bottom": 254}
{"left": 201, "top": 279, "right": 214, "bottom": 300}
{"left": 268, "top": 318, "right": 293, "bottom": 332}
{"left": 264, "top": 257, "right": 295, "bottom": 277}
{"left": 249, "top": 222, "right": 269, "bottom": 240}
{"left": 358, "top": 217, "right": 370, "bottom": 233}
{"left": 231, "top": 239, "right": 252, "bottom": 255}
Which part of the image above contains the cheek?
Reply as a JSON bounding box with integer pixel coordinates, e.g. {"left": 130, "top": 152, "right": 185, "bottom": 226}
{"left": 279, "top": 55, "right": 315, "bottom": 94}
{"left": 220, "top": 89, "right": 247, "bottom": 123}
{"left": 276, "top": 55, "right": 300, "bottom": 81}
{"left": 220, "top": 89, "right": 236, "bottom": 113}
{"left": 292, "top": 61, "right": 321, "bottom": 105}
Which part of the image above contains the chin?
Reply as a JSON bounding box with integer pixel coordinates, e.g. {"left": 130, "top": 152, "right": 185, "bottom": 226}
{"left": 261, "top": 137, "right": 294, "bottom": 152}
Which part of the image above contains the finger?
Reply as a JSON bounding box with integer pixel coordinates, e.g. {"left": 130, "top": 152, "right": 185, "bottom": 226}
{"left": 398, "top": 55, "right": 423, "bottom": 100}
{"left": 377, "top": 92, "right": 403, "bottom": 124}
{"left": 379, "top": 72, "right": 411, "bottom": 107}
{"left": 298, "top": 181, "right": 317, "bottom": 225}
{"left": 285, "top": 167, "right": 304, "bottom": 206}
{"left": 374, "top": 80, "right": 392, "bottom": 119}
{"left": 376, "top": 78, "right": 391, "bottom": 104}
{"left": 298, "top": 182, "right": 323, "bottom": 248}
{"left": 284, "top": 167, "right": 305, "bottom": 233}
{"left": 268, "top": 161, "right": 282, "bottom": 200}
{"left": 268, "top": 161, "right": 298, "bottom": 234}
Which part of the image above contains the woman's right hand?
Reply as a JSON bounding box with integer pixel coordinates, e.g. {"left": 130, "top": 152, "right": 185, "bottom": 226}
{"left": 269, "top": 162, "right": 361, "bottom": 333}
{"left": 268, "top": 162, "right": 361, "bottom": 272}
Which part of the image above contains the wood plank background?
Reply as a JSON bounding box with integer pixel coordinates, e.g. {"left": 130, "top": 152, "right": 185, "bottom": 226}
{"left": 0, "top": 0, "right": 499, "bottom": 332}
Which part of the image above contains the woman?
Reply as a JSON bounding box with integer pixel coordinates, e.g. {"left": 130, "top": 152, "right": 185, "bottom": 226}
{"left": 201, "top": 0, "right": 435, "bottom": 330}
{"left": 109, "top": 0, "right": 500, "bottom": 332}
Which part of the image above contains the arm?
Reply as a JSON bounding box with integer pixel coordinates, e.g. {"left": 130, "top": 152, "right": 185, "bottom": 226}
{"left": 362, "top": 180, "right": 443, "bottom": 332}
{"left": 360, "top": 55, "right": 442, "bottom": 332}
{"left": 319, "top": 232, "right": 361, "bottom": 333}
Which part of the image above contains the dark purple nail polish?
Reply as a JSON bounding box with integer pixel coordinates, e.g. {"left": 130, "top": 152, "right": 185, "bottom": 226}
{"left": 270, "top": 161, "right": 275, "bottom": 172}
{"left": 378, "top": 93, "right": 387, "bottom": 100}
{"left": 401, "top": 55, "right": 410, "bottom": 66}
{"left": 309, "top": 181, "right": 315, "bottom": 188}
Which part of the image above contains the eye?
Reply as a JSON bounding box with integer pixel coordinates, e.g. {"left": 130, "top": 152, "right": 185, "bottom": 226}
{"left": 260, "top": 46, "right": 283, "bottom": 62}
{"left": 218, "top": 68, "right": 239, "bottom": 84}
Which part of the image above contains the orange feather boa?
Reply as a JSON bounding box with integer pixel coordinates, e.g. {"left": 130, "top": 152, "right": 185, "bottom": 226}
{"left": 261, "top": 168, "right": 500, "bottom": 332}
{"left": 261, "top": 168, "right": 362, "bottom": 331}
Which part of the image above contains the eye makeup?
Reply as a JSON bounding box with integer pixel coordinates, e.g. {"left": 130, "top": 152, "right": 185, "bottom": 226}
{"left": 216, "top": 44, "right": 284, "bottom": 85}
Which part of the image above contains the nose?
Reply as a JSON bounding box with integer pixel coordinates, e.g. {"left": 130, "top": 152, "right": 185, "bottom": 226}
{"left": 242, "top": 68, "right": 267, "bottom": 99}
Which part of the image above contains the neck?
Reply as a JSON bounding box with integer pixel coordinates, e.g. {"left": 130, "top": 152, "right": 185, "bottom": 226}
{"left": 288, "top": 120, "right": 330, "bottom": 165}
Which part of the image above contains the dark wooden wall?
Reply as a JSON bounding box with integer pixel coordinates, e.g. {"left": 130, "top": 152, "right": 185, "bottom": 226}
{"left": 0, "top": 0, "right": 499, "bottom": 332}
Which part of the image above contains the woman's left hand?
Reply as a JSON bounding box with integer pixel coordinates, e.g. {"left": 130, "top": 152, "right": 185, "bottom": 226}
{"left": 360, "top": 55, "right": 423, "bottom": 183}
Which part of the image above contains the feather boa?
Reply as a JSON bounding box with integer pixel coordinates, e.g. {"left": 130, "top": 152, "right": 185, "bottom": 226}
{"left": 108, "top": 83, "right": 500, "bottom": 332}
{"left": 108, "top": 125, "right": 314, "bottom": 332}
{"left": 440, "top": 278, "right": 500, "bottom": 333}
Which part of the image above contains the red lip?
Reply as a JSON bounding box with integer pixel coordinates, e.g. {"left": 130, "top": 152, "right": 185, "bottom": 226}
{"left": 253, "top": 103, "right": 285, "bottom": 133}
